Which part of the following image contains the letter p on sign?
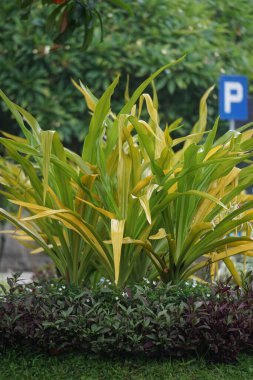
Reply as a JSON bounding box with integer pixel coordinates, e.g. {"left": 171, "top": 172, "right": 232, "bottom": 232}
{"left": 219, "top": 75, "right": 248, "bottom": 120}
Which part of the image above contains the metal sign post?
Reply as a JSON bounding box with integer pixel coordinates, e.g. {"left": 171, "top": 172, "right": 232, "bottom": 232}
{"left": 229, "top": 119, "right": 235, "bottom": 131}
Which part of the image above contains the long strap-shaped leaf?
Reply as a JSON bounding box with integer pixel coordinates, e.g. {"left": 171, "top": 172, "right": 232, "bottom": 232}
{"left": 82, "top": 76, "right": 119, "bottom": 164}
{"left": 41, "top": 131, "right": 54, "bottom": 204}
{"left": 111, "top": 219, "right": 125, "bottom": 285}
{"left": 0, "top": 208, "right": 63, "bottom": 271}
{"left": 21, "top": 209, "right": 112, "bottom": 271}
{"left": 184, "top": 243, "right": 253, "bottom": 279}
{"left": 105, "top": 56, "right": 185, "bottom": 155}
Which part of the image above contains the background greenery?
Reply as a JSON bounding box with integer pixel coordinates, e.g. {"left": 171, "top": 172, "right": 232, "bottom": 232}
{"left": 1, "top": 1, "right": 253, "bottom": 151}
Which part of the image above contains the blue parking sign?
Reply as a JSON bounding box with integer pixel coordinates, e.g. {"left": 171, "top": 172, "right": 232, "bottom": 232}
{"left": 219, "top": 75, "right": 248, "bottom": 120}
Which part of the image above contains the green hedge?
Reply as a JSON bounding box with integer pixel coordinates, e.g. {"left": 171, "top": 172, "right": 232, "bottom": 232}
{"left": 1, "top": 275, "right": 253, "bottom": 362}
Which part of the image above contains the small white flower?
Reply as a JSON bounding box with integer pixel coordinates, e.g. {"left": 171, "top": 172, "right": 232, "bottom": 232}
{"left": 153, "top": 281, "right": 157, "bottom": 285}
{"left": 44, "top": 45, "right": 51, "bottom": 55}
{"left": 115, "top": 296, "right": 119, "bottom": 301}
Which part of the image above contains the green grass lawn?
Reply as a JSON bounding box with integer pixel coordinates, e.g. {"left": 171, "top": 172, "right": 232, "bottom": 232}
{"left": 1, "top": 350, "right": 253, "bottom": 380}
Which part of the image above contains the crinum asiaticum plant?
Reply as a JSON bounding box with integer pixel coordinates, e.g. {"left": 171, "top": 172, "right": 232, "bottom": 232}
{"left": 0, "top": 61, "right": 182, "bottom": 286}
{"left": 134, "top": 109, "right": 253, "bottom": 286}
{"left": 1, "top": 59, "right": 253, "bottom": 287}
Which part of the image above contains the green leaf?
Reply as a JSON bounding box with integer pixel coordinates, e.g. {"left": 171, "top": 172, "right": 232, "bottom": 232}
{"left": 82, "top": 75, "right": 119, "bottom": 164}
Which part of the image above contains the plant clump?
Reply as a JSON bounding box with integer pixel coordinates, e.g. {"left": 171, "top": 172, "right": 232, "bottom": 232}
{"left": 1, "top": 61, "right": 253, "bottom": 287}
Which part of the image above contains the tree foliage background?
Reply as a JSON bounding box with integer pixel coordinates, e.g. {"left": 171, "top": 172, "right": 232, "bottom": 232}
{"left": 1, "top": 0, "right": 253, "bottom": 151}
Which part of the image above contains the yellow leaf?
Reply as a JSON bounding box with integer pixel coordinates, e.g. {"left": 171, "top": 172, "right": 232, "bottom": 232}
{"left": 1, "top": 131, "right": 27, "bottom": 143}
{"left": 185, "top": 190, "right": 228, "bottom": 210}
{"left": 71, "top": 79, "right": 97, "bottom": 112}
{"left": 241, "top": 128, "right": 253, "bottom": 143}
{"left": 31, "top": 238, "right": 61, "bottom": 254}
{"left": 189, "top": 275, "right": 209, "bottom": 285}
{"left": 172, "top": 131, "right": 209, "bottom": 147}
{"left": 198, "top": 86, "right": 215, "bottom": 133}
{"left": 223, "top": 257, "right": 242, "bottom": 286}
{"left": 30, "top": 247, "right": 46, "bottom": 254}
{"left": 47, "top": 187, "right": 66, "bottom": 209}
{"left": 212, "top": 243, "right": 253, "bottom": 262}
{"left": 139, "top": 194, "right": 152, "bottom": 224}
{"left": 124, "top": 74, "right": 130, "bottom": 102}
{"left": 117, "top": 152, "right": 132, "bottom": 218}
{"left": 204, "top": 145, "right": 222, "bottom": 161}
{"left": 21, "top": 209, "right": 67, "bottom": 221}
{"left": 131, "top": 175, "right": 153, "bottom": 196}
{"left": 138, "top": 120, "right": 162, "bottom": 141}
{"left": 12, "top": 235, "right": 35, "bottom": 241}
{"left": 19, "top": 207, "right": 111, "bottom": 268}
{"left": 76, "top": 197, "right": 116, "bottom": 219}
{"left": 142, "top": 94, "right": 159, "bottom": 125}
{"left": 149, "top": 228, "right": 167, "bottom": 240}
{"left": 10, "top": 200, "right": 50, "bottom": 211}
{"left": 111, "top": 219, "right": 125, "bottom": 285}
